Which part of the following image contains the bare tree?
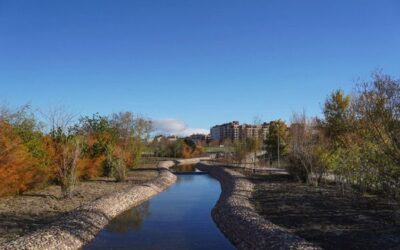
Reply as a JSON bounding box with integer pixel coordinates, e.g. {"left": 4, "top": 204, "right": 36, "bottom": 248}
{"left": 251, "top": 116, "right": 263, "bottom": 168}
{"left": 289, "top": 112, "right": 326, "bottom": 186}
{"left": 50, "top": 132, "right": 80, "bottom": 198}
{"left": 41, "top": 106, "right": 76, "bottom": 133}
{"left": 44, "top": 107, "right": 80, "bottom": 198}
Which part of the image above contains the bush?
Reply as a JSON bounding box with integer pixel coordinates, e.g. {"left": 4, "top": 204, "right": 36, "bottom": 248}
{"left": 287, "top": 156, "right": 308, "bottom": 182}
{"left": 45, "top": 128, "right": 81, "bottom": 198}
{"left": 77, "top": 155, "right": 106, "bottom": 180}
{"left": 0, "top": 121, "right": 38, "bottom": 196}
{"left": 0, "top": 106, "right": 52, "bottom": 195}
{"left": 109, "top": 156, "right": 126, "bottom": 182}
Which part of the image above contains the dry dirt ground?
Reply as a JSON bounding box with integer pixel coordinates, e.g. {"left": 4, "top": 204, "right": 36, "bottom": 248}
{"left": 232, "top": 167, "right": 400, "bottom": 250}
{"left": 0, "top": 168, "right": 159, "bottom": 244}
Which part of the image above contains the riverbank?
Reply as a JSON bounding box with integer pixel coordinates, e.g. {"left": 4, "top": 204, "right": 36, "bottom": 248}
{"left": 197, "top": 162, "right": 320, "bottom": 250}
{"left": 0, "top": 166, "right": 177, "bottom": 250}
{"left": 201, "top": 162, "right": 400, "bottom": 250}
{"left": 0, "top": 170, "right": 158, "bottom": 245}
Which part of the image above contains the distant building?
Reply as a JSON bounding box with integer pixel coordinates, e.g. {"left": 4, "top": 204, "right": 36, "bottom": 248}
{"left": 210, "top": 121, "right": 270, "bottom": 144}
{"left": 211, "top": 121, "right": 240, "bottom": 143}
{"left": 210, "top": 125, "right": 222, "bottom": 142}
{"left": 167, "top": 135, "right": 178, "bottom": 142}
{"left": 153, "top": 135, "right": 165, "bottom": 142}
{"left": 153, "top": 134, "right": 179, "bottom": 142}
{"left": 240, "top": 122, "right": 269, "bottom": 141}
{"left": 189, "top": 134, "right": 207, "bottom": 144}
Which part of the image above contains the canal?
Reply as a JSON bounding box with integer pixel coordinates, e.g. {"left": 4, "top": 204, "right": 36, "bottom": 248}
{"left": 84, "top": 165, "right": 234, "bottom": 250}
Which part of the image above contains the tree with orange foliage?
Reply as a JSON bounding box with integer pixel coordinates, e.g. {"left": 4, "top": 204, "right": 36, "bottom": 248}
{"left": 0, "top": 121, "right": 36, "bottom": 196}
{"left": 77, "top": 155, "right": 106, "bottom": 180}
{"left": 0, "top": 105, "right": 52, "bottom": 191}
{"left": 181, "top": 142, "right": 193, "bottom": 158}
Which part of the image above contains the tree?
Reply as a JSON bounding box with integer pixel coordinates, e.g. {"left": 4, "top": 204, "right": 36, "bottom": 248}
{"left": 106, "top": 146, "right": 127, "bottom": 182}
{"left": 323, "top": 89, "right": 352, "bottom": 146}
{"left": 231, "top": 138, "right": 258, "bottom": 165}
{"left": 355, "top": 72, "right": 400, "bottom": 165}
{"left": 110, "top": 112, "right": 152, "bottom": 168}
{"left": 318, "top": 73, "right": 400, "bottom": 197}
{"left": 44, "top": 107, "right": 80, "bottom": 198}
{"left": 181, "top": 141, "right": 193, "bottom": 158}
{"left": 0, "top": 120, "right": 37, "bottom": 196}
{"left": 251, "top": 116, "right": 264, "bottom": 167}
{"left": 232, "top": 140, "right": 248, "bottom": 164}
{"left": 352, "top": 72, "right": 400, "bottom": 197}
{"left": 74, "top": 114, "right": 114, "bottom": 178}
{"left": 265, "top": 120, "right": 288, "bottom": 164}
{"left": 46, "top": 128, "right": 81, "bottom": 198}
{"left": 1, "top": 105, "right": 51, "bottom": 188}
{"left": 288, "top": 112, "right": 327, "bottom": 185}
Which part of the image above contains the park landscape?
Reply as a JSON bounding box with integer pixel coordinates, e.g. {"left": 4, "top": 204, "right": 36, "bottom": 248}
{"left": 1, "top": 1, "right": 400, "bottom": 249}
{"left": 0, "top": 72, "right": 399, "bottom": 249}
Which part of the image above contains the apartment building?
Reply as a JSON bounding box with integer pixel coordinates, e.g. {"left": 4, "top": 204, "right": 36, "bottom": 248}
{"left": 210, "top": 121, "right": 270, "bottom": 144}
{"left": 210, "top": 121, "right": 240, "bottom": 143}
{"left": 189, "top": 133, "right": 209, "bottom": 145}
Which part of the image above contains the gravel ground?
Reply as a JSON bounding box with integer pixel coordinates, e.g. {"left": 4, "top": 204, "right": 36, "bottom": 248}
{"left": 0, "top": 169, "right": 159, "bottom": 245}
{"left": 198, "top": 163, "right": 319, "bottom": 250}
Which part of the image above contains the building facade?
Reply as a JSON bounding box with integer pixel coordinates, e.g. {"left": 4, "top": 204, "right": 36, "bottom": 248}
{"left": 189, "top": 133, "right": 207, "bottom": 144}
{"left": 210, "top": 121, "right": 270, "bottom": 144}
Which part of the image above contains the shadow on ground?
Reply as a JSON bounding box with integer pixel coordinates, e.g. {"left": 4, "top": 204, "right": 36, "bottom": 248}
{"left": 245, "top": 173, "right": 400, "bottom": 250}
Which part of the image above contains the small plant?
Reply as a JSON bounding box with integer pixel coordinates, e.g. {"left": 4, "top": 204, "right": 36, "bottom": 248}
{"left": 106, "top": 149, "right": 126, "bottom": 182}
{"left": 112, "top": 157, "right": 126, "bottom": 182}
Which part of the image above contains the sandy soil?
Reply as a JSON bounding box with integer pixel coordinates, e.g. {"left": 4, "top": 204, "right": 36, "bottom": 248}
{"left": 232, "top": 167, "right": 400, "bottom": 250}
{"left": 0, "top": 169, "right": 159, "bottom": 244}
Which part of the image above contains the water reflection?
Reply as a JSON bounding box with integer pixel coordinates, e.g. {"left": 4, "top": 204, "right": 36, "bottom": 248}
{"left": 171, "top": 164, "right": 198, "bottom": 173}
{"left": 85, "top": 174, "right": 234, "bottom": 250}
{"left": 175, "top": 174, "right": 194, "bottom": 183}
{"left": 107, "top": 201, "right": 151, "bottom": 233}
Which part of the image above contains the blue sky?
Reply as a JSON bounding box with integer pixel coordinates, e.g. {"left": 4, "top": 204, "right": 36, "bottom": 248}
{"left": 1, "top": 0, "right": 399, "bottom": 135}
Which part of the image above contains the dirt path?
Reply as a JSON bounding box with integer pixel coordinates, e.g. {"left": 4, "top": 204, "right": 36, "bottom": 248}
{"left": 0, "top": 169, "right": 158, "bottom": 245}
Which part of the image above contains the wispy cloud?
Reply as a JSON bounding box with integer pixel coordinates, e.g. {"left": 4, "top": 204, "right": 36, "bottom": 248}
{"left": 152, "top": 118, "right": 208, "bottom": 137}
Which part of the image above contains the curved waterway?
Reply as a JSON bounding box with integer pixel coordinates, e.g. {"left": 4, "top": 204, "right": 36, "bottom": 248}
{"left": 84, "top": 166, "right": 234, "bottom": 250}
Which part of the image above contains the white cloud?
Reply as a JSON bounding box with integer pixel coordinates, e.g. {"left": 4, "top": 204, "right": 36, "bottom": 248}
{"left": 152, "top": 118, "right": 208, "bottom": 137}
{"left": 180, "top": 128, "right": 209, "bottom": 137}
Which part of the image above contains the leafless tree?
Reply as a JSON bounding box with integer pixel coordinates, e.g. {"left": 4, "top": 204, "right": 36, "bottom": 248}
{"left": 44, "top": 107, "right": 80, "bottom": 198}
{"left": 41, "top": 106, "right": 76, "bottom": 133}
{"left": 289, "top": 112, "right": 326, "bottom": 186}
{"left": 53, "top": 136, "right": 80, "bottom": 198}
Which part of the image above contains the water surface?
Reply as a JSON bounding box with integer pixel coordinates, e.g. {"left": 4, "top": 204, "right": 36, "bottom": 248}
{"left": 85, "top": 173, "right": 234, "bottom": 250}
{"left": 170, "top": 164, "right": 203, "bottom": 173}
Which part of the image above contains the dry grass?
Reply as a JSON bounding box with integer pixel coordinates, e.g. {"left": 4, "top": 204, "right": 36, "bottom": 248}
{"left": 243, "top": 171, "right": 400, "bottom": 250}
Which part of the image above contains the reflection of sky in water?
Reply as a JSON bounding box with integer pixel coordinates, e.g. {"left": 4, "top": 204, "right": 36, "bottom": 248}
{"left": 85, "top": 175, "right": 234, "bottom": 250}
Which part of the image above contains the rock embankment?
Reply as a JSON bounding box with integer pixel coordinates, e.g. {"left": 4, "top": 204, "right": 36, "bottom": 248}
{"left": 1, "top": 168, "right": 177, "bottom": 250}
{"left": 197, "top": 162, "right": 321, "bottom": 250}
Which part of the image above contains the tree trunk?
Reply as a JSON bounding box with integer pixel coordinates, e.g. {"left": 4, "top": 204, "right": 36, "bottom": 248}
{"left": 61, "top": 182, "right": 73, "bottom": 198}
